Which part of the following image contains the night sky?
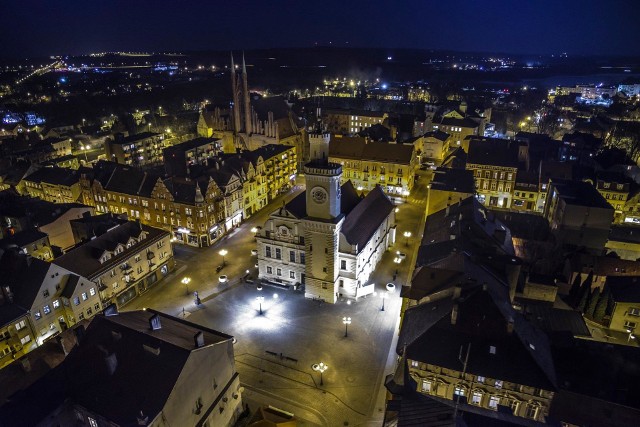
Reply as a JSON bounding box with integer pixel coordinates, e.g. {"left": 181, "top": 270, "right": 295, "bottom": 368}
{"left": 1, "top": 0, "right": 638, "bottom": 59}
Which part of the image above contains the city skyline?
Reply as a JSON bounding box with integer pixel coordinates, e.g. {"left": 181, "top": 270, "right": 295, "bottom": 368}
{"left": 1, "top": 0, "right": 639, "bottom": 59}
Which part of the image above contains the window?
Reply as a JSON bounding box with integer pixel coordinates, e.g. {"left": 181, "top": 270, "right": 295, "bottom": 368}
{"left": 629, "top": 307, "right": 640, "bottom": 317}
{"left": 43, "top": 305, "right": 51, "bottom": 315}
{"left": 20, "top": 335, "right": 31, "bottom": 345}
{"left": 495, "top": 380, "right": 503, "bottom": 389}
{"left": 489, "top": 345, "right": 497, "bottom": 354}
{"left": 525, "top": 404, "right": 539, "bottom": 419}
{"left": 15, "top": 320, "right": 26, "bottom": 331}
{"left": 453, "top": 385, "right": 466, "bottom": 396}
{"left": 411, "top": 360, "right": 419, "bottom": 368}
{"left": 624, "top": 320, "right": 637, "bottom": 330}
{"left": 300, "top": 253, "right": 305, "bottom": 264}
{"left": 477, "top": 376, "right": 485, "bottom": 383}
{"left": 42, "top": 289, "right": 49, "bottom": 298}
{"left": 82, "top": 292, "right": 88, "bottom": 301}
{"left": 266, "top": 266, "right": 273, "bottom": 274}
{"left": 88, "top": 417, "right": 98, "bottom": 427}
{"left": 340, "top": 260, "right": 347, "bottom": 270}
{"left": 510, "top": 399, "right": 520, "bottom": 415}
{"left": 290, "top": 271, "right": 295, "bottom": 279}
{"left": 266, "top": 246, "right": 272, "bottom": 258}
{"left": 471, "top": 391, "right": 482, "bottom": 405}
{"left": 34, "top": 311, "right": 41, "bottom": 320}
{"left": 276, "top": 268, "right": 282, "bottom": 276}
{"left": 421, "top": 380, "right": 432, "bottom": 393}
{"left": 489, "top": 396, "right": 500, "bottom": 410}
{"left": 74, "top": 297, "right": 80, "bottom": 306}
{"left": 95, "top": 303, "right": 101, "bottom": 310}
{"left": 290, "top": 251, "right": 296, "bottom": 262}
{"left": 89, "top": 287, "right": 96, "bottom": 296}
{"left": 275, "top": 248, "right": 281, "bottom": 259}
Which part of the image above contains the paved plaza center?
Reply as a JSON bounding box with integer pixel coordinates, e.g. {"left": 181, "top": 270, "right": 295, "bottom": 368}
{"left": 124, "top": 173, "right": 431, "bottom": 426}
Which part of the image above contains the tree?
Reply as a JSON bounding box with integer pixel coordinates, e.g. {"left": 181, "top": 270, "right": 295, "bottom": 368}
{"left": 586, "top": 287, "right": 601, "bottom": 319}
{"left": 593, "top": 287, "right": 610, "bottom": 323}
{"left": 569, "top": 274, "right": 582, "bottom": 304}
{"left": 577, "top": 271, "right": 594, "bottom": 313}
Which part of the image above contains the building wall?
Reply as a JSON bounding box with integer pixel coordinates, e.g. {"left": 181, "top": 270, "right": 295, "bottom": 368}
{"left": 609, "top": 301, "right": 640, "bottom": 334}
{"left": 38, "top": 206, "right": 95, "bottom": 251}
{"left": 408, "top": 361, "right": 554, "bottom": 423}
{"left": 159, "top": 340, "right": 243, "bottom": 427}
{"left": 467, "top": 165, "right": 517, "bottom": 208}
{"left": 91, "top": 232, "right": 175, "bottom": 309}
{"left": 0, "top": 314, "right": 37, "bottom": 370}
{"left": 329, "top": 153, "right": 417, "bottom": 199}
{"left": 427, "top": 188, "right": 474, "bottom": 217}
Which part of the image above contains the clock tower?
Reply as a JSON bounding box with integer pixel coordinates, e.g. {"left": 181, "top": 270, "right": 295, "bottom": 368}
{"left": 303, "top": 130, "right": 343, "bottom": 303}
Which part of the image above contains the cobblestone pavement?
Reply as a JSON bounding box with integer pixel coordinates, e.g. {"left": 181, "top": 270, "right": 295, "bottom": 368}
{"left": 124, "top": 174, "right": 430, "bottom": 426}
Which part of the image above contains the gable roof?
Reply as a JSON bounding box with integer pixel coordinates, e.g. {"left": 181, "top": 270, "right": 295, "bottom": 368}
{"left": 402, "top": 286, "right": 556, "bottom": 391}
{"left": 341, "top": 185, "right": 394, "bottom": 249}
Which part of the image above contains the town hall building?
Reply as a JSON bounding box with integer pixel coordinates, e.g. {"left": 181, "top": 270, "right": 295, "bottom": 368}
{"left": 256, "top": 131, "right": 396, "bottom": 303}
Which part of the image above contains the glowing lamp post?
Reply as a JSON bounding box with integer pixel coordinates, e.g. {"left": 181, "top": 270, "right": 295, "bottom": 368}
{"left": 256, "top": 296, "right": 264, "bottom": 315}
{"left": 403, "top": 231, "right": 412, "bottom": 247}
{"left": 313, "top": 362, "right": 328, "bottom": 386}
{"left": 181, "top": 277, "right": 191, "bottom": 295}
{"left": 219, "top": 249, "right": 228, "bottom": 266}
{"left": 374, "top": 291, "right": 388, "bottom": 311}
{"left": 251, "top": 227, "right": 258, "bottom": 241}
{"left": 342, "top": 316, "right": 352, "bottom": 337}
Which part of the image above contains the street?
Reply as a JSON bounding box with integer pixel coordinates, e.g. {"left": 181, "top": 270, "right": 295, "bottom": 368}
{"left": 124, "top": 174, "right": 430, "bottom": 426}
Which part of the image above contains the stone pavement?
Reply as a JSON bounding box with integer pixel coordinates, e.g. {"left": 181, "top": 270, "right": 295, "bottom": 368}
{"left": 123, "top": 174, "right": 430, "bottom": 426}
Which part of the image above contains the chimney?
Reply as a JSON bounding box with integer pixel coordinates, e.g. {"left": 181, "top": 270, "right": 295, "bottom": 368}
{"left": 507, "top": 318, "right": 514, "bottom": 334}
{"left": 149, "top": 314, "right": 161, "bottom": 330}
{"left": 451, "top": 304, "right": 459, "bottom": 325}
{"left": 194, "top": 331, "right": 205, "bottom": 348}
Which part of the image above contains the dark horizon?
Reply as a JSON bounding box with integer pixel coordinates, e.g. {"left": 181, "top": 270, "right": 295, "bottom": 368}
{"left": 1, "top": 0, "right": 639, "bottom": 60}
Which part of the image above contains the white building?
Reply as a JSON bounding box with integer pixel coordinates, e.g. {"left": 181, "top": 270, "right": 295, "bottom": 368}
{"left": 256, "top": 132, "right": 396, "bottom": 303}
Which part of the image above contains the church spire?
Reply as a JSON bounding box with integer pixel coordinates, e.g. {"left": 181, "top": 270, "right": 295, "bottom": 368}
{"left": 230, "top": 52, "right": 241, "bottom": 133}
{"left": 242, "top": 51, "right": 252, "bottom": 135}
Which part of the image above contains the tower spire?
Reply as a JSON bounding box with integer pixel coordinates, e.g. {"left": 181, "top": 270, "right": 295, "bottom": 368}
{"left": 230, "top": 52, "right": 241, "bottom": 134}
{"left": 242, "top": 52, "right": 252, "bottom": 135}
{"left": 242, "top": 51, "right": 247, "bottom": 74}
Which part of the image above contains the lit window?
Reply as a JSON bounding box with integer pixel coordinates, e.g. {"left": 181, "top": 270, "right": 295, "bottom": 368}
{"left": 411, "top": 360, "right": 419, "bottom": 368}
{"left": 82, "top": 292, "right": 88, "bottom": 301}
{"left": 88, "top": 417, "right": 98, "bottom": 427}
{"left": 74, "top": 297, "right": 80, "bottom": 306}
{"left": 20, "top": 335, "right": 31, "bottom": 345}
{"left": 421, "top": 380, "right": 432, "bottom": 393}
{"left": 34, "top": 311, "right": 41, "bottom": 320}
{"left": 43, "top": 305, "right": 51, "bottom": 315}
{"left": 454, "top": 385, "right": 465, "bottom": 396}
{"left": 477, "top": 376, "right": 485, "bottom": 383}
{"left": 471, "top": 391, "right": 482, "bottom": 405}
{"left": 89, "top": 287, "right": 96, "bottom": 296}
{"left": 53, "top": 300, "right": 60, "bottom": 309}
{"left": 495, "top": 380, "right": 503, "bottom": 389}
{"left": 489, "top": 396, "right": 500, "bottom": 409}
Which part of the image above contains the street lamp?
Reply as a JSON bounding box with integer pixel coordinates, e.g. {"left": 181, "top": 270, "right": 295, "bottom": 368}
{"left": 313, "top": 362, "right": 328, "bottom": 386}
{"left": 181, "top": 277, "right": 191, "bottom": 295}
{"left": 251, "top": 227, "right": 258, "bottom": 241}
{"left": 627, "top": 329, "right": 636, "bottom": 343}
{"left": 256, "top": 296, "right": 264, "bottom": 315}
{"left": 80, "top": 145, "right": 88, "bottom": 162}
{"left": 403, "top": 231, "right": 412, "bottom": 247}
{"left": 374, "top": 291, "right": 388, "bottom": 311}
{"left": 342, "top": 316, "right": 352, "bottom": 337}
{"left": 219, "top": 249, "right": 228, "bottom": 266}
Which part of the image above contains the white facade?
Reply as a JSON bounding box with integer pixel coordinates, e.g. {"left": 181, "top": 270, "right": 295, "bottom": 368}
{"left": 257, "top": 131, "right": 395, "bottom": 303}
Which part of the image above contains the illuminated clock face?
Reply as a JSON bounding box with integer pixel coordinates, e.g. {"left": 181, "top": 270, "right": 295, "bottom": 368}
{"left": 311, "top": 186, "right": 328, "bottom": 204}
